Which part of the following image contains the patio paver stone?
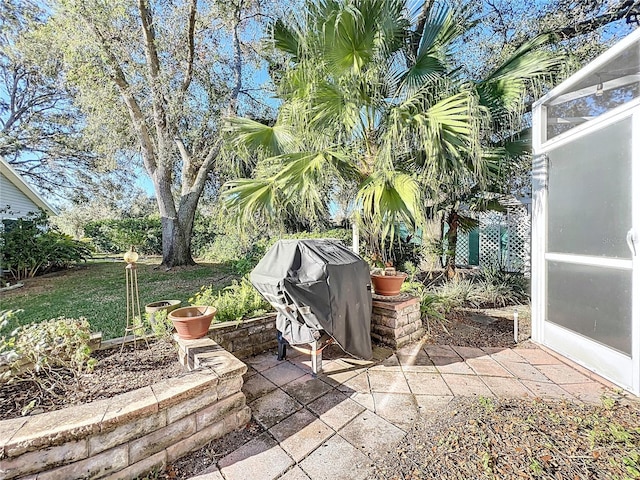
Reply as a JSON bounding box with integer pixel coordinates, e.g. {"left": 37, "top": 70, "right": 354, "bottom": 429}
{"left": 367, "top": 370, "right": 411, "bottom": 394}
{"left": 372, "top": 392, "right": 419, "bottom": 431}
{"left": 261, "top": 362, "right": 307, "bottom": 387}
{"left": 298, "top": 435, "right": 375, "bottom": 480}
{"left": 535, "top": 364, "right": 592, "bottom": 385}
{"left": 249, "top": 389, "right": 303, "bottom": 429}
{"left": 441, "top": 373, "right": 495, "bottom": 397}
{"left": 268, "top": 409, "right": 334, "bottom": 462}
{"left": 218, "top": 433, "right": 293, "bottom": 480}
{"left": 242, "top": 373, "right": 278, "bottom": 403}
{"left": 404, "top": 371, "right": 452, "bottom": 396}
{"left": 307, "top": 392, "right": 366, "bottom": 430}
{"left": 338, "top": 410, "right": 406, "bottom": 461}
{"left": 183, "top": 342, "right": 620, "bottom": 480}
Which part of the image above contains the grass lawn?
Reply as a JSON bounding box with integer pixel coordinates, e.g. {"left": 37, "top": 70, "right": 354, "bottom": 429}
{"left": 0, "top": 258, "right": 238, "bottom": 340}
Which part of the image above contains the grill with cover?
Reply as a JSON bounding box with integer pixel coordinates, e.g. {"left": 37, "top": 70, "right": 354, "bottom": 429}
{"left": 250, "top": 239, "right": 372, "bottom": 373}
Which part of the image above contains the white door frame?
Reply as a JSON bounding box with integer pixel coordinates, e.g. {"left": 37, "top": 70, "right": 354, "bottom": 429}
{"left": 532, "top": 99, "right": 640, "bottom": 395}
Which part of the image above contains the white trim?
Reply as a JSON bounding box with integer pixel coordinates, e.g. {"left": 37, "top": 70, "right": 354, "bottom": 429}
{"left": 544, "top": 322, "right": 635, "bottom": 395}
{"left": 0, "top": 157, "right": 57, "bottom": 216}
{"left": 533, "top": 29, "right": 640, "bottom": 108}
{"left": 544, "top": 253, "right": 633, "bottom": 270}
{"left": 542, "top": 97, "right": 640, "bottom": 151}
{"left": 531, "top": 103, "right": 547, "bottom": 343}
{"left": 632, "top": 112, "right": 640, "bottom": 394}
{"left": 547, "top": 74, "right": 640, "bottom": 107}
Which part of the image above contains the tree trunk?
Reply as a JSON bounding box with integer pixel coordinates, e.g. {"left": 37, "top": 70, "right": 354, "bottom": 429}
{"left": 160, "top": 216, "right": 195, "bottom": 267}
{"left": 445, "top": 210, "right": 459, "bottom": 279}
{"left": 152, "top": 169, "right": 200, "bottom": 268}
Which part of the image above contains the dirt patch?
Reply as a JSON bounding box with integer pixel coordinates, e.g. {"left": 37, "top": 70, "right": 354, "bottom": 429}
{"left": 375, "top": 395, "right": 639, "bottom": 479}
{"left": 0, "top": 340, "right": 184, "bottom": 421}
{"left": 426, "top": 305, "right": 532, "bottom": 348}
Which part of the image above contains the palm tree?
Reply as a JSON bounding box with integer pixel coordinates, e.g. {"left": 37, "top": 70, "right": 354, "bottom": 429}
{"left": 222, "top": 0, "right": 561, "bottom": 264}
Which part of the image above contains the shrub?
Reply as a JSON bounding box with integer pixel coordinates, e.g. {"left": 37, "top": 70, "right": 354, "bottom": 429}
{"left": 1, "top": 212, "right": 92, "bottom": 280}
{"left": 401, "top": 281, "right": 448, "bottom": 333}
{"left": 0, "top": 316, "right": 96, "bottom": 388}
{"left": 412, "top": 266, "right": 529, "bottom": 314}
{"left": 83, "top": 216, "right": 162, "bottom": 254}
{"left": 191, "top": 213, "right": 219, "bottom": 258}
{"left": 190, "top": 277, "right": 271, "bottom": 322}
{"left": 477, "top": 265, "right": 530, "bottom": 304}
{"left": 197, "top": 228, "right": 352, "bottom": 276}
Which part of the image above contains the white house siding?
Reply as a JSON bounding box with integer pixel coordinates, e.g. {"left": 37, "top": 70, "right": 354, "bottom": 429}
{"left": 0, "top": 171, "right": 42, "bottom": 220}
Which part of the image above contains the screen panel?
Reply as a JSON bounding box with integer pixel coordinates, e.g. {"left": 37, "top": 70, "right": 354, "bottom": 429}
{"left": 547, "top": 261, "right": 632, "bottom": 355}
{"left": 547, "top": 118, "right": 632, "bottom": 258}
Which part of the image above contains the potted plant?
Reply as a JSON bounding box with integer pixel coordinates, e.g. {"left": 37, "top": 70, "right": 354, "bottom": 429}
{"left": 168, "top": 306, "right": 217, "bottom": 340}
{"left": 370, "top": 261, "right": 407, "bottom": 297}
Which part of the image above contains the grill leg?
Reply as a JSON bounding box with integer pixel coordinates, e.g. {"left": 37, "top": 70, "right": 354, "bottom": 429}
{"left": 276, "top": 331, "right": 287, "bottom": 361}
{"left": 310, "top": 340, "right": 322, "bottom": 376}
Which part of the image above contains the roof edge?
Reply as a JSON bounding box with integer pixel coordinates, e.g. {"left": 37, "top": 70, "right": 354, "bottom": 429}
{"left": 0, "top": 157, "right": 59, "bottom": 216}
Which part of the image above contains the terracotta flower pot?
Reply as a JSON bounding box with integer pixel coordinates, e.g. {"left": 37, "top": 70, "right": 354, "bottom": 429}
{"left": 145, "top": 300, "right": 182, "bottom": 326}
{"left": 168, "top": 306, "right": 217, "bottom": 340}
{"left": 371, "top": 273, "right": 407, "bottom": 296}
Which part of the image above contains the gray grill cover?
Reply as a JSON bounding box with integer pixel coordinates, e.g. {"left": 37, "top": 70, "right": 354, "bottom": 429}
{"left": 250, "top": 239, "right": 372, "bottom": 360}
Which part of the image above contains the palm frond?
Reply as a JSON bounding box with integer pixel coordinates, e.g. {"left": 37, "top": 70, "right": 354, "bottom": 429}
{"left": 311, "top": 82, "right": 361, "bottom": 133}
{"left": 226, "top": 117, "right": 296, "bottom": 156}
{"left": 222, "top": 178, "right": 280, "bottom": 223}
{"left": 400, "top": 54, "right": 446, "bottom": 91}
{"left": 456, "top": 214, "right": 479, "bottom": 233}
{"left": 357, "top": 170, "right": 422, "bottom": 241}
{"left": 477, "top": 33, "right": 564, "bottom": 114}
{"left": 272, "top": 18, "right": 301, "bottom": 59}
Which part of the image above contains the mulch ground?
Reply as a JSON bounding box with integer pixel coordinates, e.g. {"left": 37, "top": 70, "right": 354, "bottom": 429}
{"left": 375, "top": 395, "right": 639, "bottom": 480}
{"left": 0, "top": 339, "right": 184, "bottom": 420}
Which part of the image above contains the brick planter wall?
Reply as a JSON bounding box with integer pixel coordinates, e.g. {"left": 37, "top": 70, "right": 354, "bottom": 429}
{"left": 0, "top": 345, "right": 250, "bottom": 480}
{"left": 207, "top": 303, "right": 425, "bottom": 354}
{"left": 371, "top": 296, "right": 424, "bottom": 348}
{"left": 206, "top": 313, "right": 278, "bottom": 359}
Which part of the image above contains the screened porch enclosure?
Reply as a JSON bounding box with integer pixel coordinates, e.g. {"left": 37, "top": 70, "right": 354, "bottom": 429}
{"left": 532, "top": 29, "right": 640, "bottom": 395}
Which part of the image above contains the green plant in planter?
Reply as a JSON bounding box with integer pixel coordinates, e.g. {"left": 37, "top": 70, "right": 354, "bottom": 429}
{"left": 141, "top": 309, "right": 175, "bottom": 342}
{"left": 0, "top": 316, "right": 96, "bottom": 391}
{"left": 190, "top": 277, "right": 271, "bottom": 323}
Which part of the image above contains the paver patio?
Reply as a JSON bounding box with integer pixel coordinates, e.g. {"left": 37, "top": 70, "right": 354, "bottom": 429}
{"left": 189, "top": 341, "right": 618, "bottom": 480}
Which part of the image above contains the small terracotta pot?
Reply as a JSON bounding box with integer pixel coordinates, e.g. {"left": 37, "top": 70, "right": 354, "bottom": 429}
{"left": 370, "top": 273, "right": 407, "bottom": 296}
{"left": 168, "top": 306, "right": 217, "bottom": 340}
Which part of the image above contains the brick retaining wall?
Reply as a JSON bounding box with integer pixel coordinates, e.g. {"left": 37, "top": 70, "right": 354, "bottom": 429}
{"left": 0, "top": 345, "right": 250, "bottom": 480}
{"left": 371, "top": 296, "right": 424, "bottom": 349}
{"left": 206, "top": 313, "right": 278, "bottom": 359}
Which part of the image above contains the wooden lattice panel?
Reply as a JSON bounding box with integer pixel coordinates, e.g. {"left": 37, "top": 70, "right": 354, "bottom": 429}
{"left": 479, "top": 211, "right": 504, "bottom": 267}
{"left": 455, "top": 232, "right": 470, "bottom": 265}
{"left": 443, "top": 205, "right": 531, "bottom": 273}
{"left": 505, "top": 206, "right": 531, "bottom": 275}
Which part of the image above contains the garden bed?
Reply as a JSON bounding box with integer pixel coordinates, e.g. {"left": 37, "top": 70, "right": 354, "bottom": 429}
{"left": 0, "top": 338, "right": 250, "bottom": 480}
{"left": 0, "top": 313, "right": 278, "bottom": 422}
{"left": 0, "top": 340, "right": 184, "bottom": 422}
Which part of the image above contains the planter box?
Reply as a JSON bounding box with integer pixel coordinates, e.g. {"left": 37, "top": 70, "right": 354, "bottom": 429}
{"left": 205, "top": 313, "right": 278, "bottom": 359}
{"left": 371, "top": 296, "right": 424, "bottom": 349}
{"left": 0, "top": 342, "right": 250, "bottom": 480}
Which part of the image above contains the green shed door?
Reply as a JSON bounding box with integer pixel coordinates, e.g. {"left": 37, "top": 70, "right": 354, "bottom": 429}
{"left": 468, "top": 228, "right": 479, "bottom": 266}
